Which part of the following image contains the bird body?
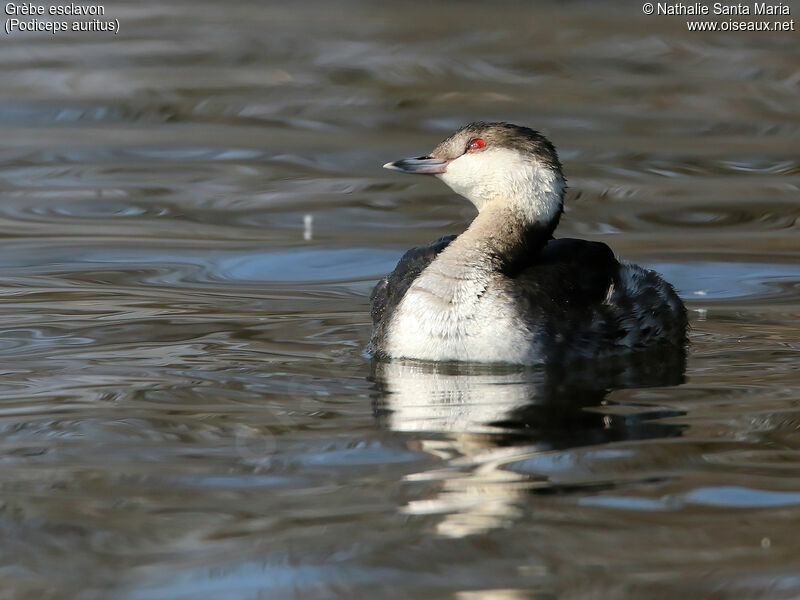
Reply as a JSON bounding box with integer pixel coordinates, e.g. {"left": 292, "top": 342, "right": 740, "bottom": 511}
{"left": 369, "top": 122, "right": 687, "bottom": 365}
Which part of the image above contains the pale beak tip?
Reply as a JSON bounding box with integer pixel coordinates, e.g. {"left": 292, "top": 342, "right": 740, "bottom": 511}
{"left": 382, "top": 156, "right": 449, "bottom": 175}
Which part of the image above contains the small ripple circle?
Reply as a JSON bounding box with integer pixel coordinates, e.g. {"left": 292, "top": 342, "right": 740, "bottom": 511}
{"left": 642, "top": 2, "right": 654, "bottom": 14}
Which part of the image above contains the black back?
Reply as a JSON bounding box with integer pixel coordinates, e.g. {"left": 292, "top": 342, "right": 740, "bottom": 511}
{"left": 525, "top": 237, "right": 618, "bottom": 307}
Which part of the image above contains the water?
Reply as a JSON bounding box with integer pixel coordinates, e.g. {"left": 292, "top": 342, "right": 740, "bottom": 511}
{"left": 1, "top": 1, "right": 799, "bottom": 598}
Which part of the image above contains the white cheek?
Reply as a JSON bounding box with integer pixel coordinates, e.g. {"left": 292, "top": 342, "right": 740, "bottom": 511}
{"left": 437, "top": 148, "right": 563, "bottom": 225}
{"left": 438, "top": 153, "right": 489, "bottom": 209}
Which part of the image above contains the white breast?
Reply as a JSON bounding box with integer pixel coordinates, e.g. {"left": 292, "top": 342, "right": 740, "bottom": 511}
{"left": 384, "top": 259, "right": 535, "bottom": 364}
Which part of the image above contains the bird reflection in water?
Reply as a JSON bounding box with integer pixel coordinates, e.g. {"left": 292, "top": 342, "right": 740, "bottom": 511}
{"left": 370, "top": 348, "right": 686, "bottom": 538}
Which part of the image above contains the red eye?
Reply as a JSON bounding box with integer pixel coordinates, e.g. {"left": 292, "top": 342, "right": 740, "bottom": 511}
{"left": 467, "top": 138, "right": 485, "bottom": 151}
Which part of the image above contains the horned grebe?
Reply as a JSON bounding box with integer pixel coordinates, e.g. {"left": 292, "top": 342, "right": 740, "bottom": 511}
{"left": 368, "top": 122, "right": 687, "bottom": 365}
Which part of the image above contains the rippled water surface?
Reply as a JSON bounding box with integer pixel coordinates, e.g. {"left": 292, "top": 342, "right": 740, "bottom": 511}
{"left": 1, "top": 2, "right": 799, "bottom": 598}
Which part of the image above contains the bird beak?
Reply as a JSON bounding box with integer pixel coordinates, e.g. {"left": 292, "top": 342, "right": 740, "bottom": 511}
{"left": 383, "top": 156, "right": 449, "bottom": 175}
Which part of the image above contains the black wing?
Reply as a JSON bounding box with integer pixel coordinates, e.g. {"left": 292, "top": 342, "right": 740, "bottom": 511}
{"left": 529, "top": 238, "right": 619, "bottom": 306}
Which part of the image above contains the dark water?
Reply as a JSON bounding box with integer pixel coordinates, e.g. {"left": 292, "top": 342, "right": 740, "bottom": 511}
{"left": 1, "top": 1, "right": 799, "bottom": 598}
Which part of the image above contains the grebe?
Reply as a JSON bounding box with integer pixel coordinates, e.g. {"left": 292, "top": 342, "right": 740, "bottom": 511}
{"left": 368, "top": 122, "right": 687, "bottom": 365}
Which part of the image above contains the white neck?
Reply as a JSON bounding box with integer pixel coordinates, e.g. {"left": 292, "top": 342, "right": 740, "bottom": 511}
{"left": 437, "top": 148, "right": 564, "bottom": 231}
